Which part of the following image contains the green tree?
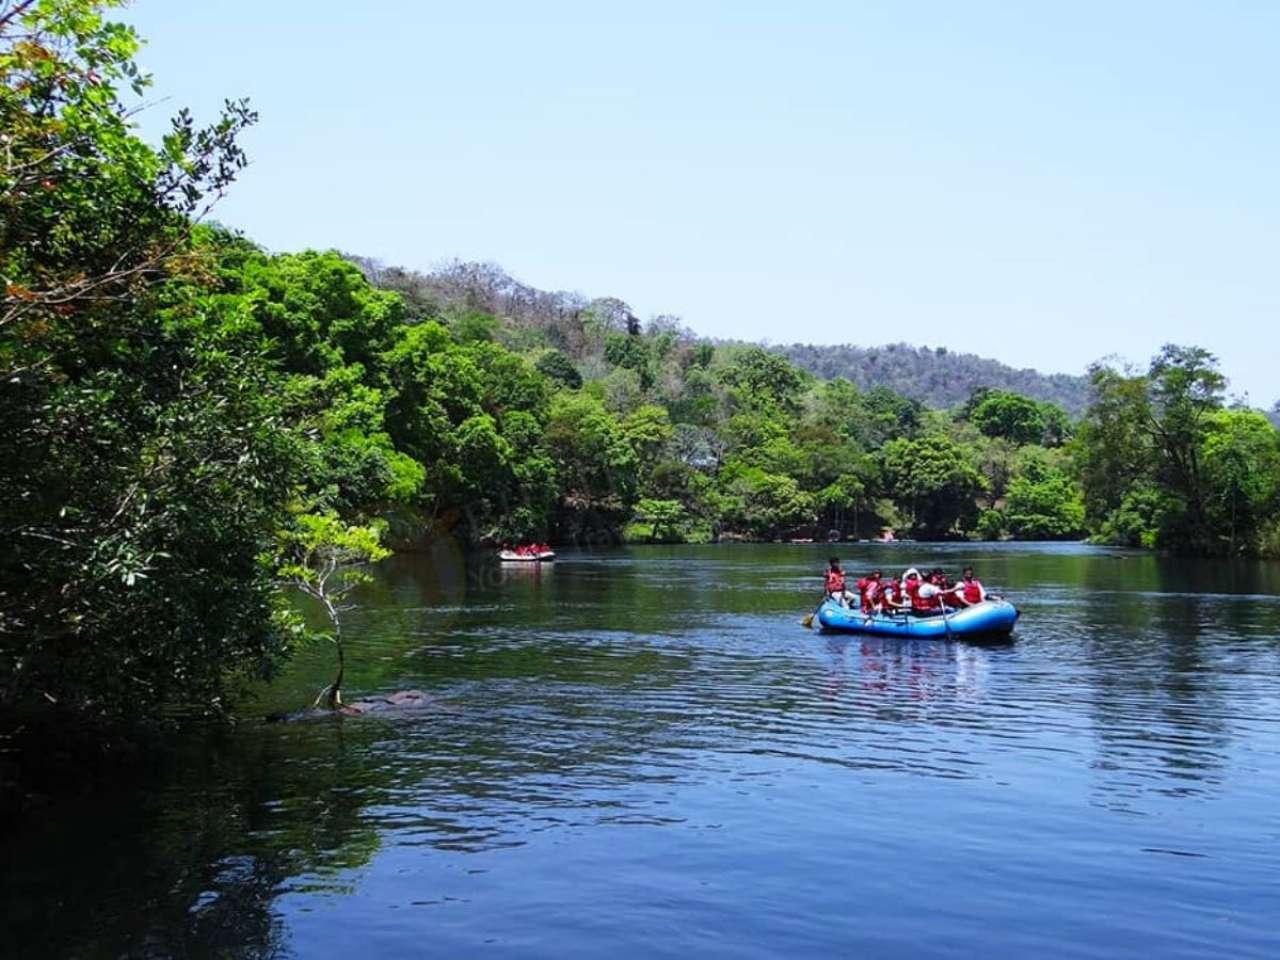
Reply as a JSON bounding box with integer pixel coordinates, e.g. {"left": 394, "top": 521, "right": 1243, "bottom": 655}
{"left": 634, "top": 498, "right": 686, "bottom": 541}
{"left": 880, "top": 434, "right": 984, "bottom": 538}
{"left": 542, "top": 392, "right": 637, "bottom": 535}
{"left": 717, "top": 347, "right": 807, "bottom": 416}
{"left": 976, "top": 509, "right": 1007, "bottom": 541}
{"left": 970, "top": 390, "right": 1047, "bottom": 445}
{"left": 0, "top": 1, "right": 302, "bottom": 730}
{"left": 1200, "top": 410, "right": 1280, "bottom": 555}
{"left": 535, "top": 349, "right": 583, "bottom": 389}
{"left": 817, "top": 473, "right": 870, "bottom": 538}
{"left": 2, "top": 0, "right": 255, "bottom": 371}
{"left": 1074, "top": 361, "right": 1154, "bottom": 532}
{"left": 1144, "top": 344, "right": 1226, "bottom": 549}
{"left": 275, "top": 512, "right": 390, "bottom": 709}
{"left": 1003, "top": 461, "right": 1085, "bottom": 540}
{"left": 622, "top": 403, "right": 674, "bottom": 472}
{"left": 717, "top": 464, "right": 814, "bottom": 539}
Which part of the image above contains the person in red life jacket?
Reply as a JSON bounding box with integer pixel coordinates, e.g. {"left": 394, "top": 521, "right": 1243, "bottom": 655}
{"left": 920, "top": 569, "right": 950, "bottom": 612}
{"left": 877, "top": 577, "right": 905, "bottom": 613}
{"left": 901, "top": 568, "right": 925, "bottom": 613}
{"left": 824, "top": 557, "right": 850, "bottom": 607}
{"left": 855, "top": 569, "right": 882, "bottom": 613}
{"left": 948, "top": 566, "right": 986, "bottom": 607}
{"left": 902, "top": 568, "right": 944, "bottom": 614}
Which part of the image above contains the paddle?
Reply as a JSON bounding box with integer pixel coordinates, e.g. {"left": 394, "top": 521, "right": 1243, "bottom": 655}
{"left": 938, "top": 596, "right": 955, "bottom": 641}
{"left": 801, "top": 597, "right": 825, "bottom": 629}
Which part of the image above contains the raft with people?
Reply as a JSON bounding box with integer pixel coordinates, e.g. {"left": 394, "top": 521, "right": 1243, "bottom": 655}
{"left": 807, "top": 559, "right": 1019, "bottom": 639}
{"left": 815, "top": 597, "right": 1019, "bottom": 639}
{"left": 499, "top": 542, "right": 556, "bottom": 562}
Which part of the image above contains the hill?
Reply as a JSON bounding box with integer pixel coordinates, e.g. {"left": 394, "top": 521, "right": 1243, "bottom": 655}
{"left": 346, "top": 256, "right": 1094, "bottom": 414}
{"left": 774, "top": 342, "right": 1091, "bottom": 415}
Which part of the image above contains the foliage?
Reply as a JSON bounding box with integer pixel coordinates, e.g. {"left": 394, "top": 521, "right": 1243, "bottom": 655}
{"left": 1, "top": 0, "right": 255, "bottom": 374}
{"left": 778, "top": 342, "right": 1091, "bottom": 413}
{"left": 633, "top": 498, "right": 686, "bottom": 542}
{"left": 274, "top": 511, "right": 390, "bottom": 708}
{"left": 976, "top": 509, "right": 1007, "bottom": 541}
{"left": 970, "top": 390, "right": 1047, "bottom": 445}
{"left": 9, "top": 1, "right": 1280, "bottom": 761}
{"left": 1075, "top": 345, "right": 1280, "bottom": 555}
{"left": 1199, "top": 410, "right": 1280, "bottom": 555}
{"left": 716, "top": 346, "right": 807, "bottom": 416}
{"left": 536, "top": 349, "right": 583, "bottom": 389}
{"left": 1003, "top": 461, "right": 1085, "bottom": 540}
{"left": 880, "top": 434, "right": 984, "bottom": 538}
{"left": 0, "top": 1, "right": 281, "bottom": 729}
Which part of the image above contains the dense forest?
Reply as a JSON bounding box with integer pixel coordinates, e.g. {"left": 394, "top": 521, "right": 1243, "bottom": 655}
{"left": 343, "top": 256, "right": 1095, "bottom": 415}
{"left": 3, "top": 2, "right": 1280, "bottom": 738}
{"left": 774, "top": 343, "right": 1092, "bottom": 414}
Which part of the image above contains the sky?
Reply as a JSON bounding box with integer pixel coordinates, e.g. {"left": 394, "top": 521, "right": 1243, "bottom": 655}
{"left": 121, "top": 1, "right": 1279, "bottom": 405}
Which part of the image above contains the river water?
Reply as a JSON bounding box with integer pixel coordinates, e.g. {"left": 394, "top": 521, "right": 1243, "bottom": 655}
{"left": 4, "top": 543, "right": 1279, "bottom": 959}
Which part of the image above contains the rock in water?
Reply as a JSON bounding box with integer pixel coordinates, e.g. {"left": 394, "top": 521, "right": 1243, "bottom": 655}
{"left": 339, "top": 689, "right": 435, "bottom": 716}
{"left": 266, "top": 690, "right": 437, "bottom": 722}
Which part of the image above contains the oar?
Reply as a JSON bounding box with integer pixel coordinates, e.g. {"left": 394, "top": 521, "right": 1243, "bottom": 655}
{"left": 801, "top": 597, "right": 826, "bottom": 629}
{"left": 938, "top": 597, "right": 955, "bottom": 641}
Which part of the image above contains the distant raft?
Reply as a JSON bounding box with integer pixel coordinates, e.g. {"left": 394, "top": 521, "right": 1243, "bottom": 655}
{"left": 816, "top": 598, "right": 1019, "bottom": 639}
{"left": 499, "top": 549, "right": 556, "bottom": 562}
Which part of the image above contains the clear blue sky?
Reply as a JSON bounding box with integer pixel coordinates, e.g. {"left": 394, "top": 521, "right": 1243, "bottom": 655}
{"left": 123, "top": 1, "right": 1279, "bottom": 405}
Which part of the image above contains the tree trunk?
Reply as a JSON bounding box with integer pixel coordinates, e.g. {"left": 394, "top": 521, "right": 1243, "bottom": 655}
{"left": 326, "top": 637, "right": 344, "bottom": 709}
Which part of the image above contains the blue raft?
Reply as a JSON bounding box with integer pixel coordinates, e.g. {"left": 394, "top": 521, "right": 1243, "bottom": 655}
{"left": 816, "top": 598, "right": 1019, "bottom": 639}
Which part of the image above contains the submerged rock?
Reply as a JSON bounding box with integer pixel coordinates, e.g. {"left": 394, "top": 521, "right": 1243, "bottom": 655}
{"left": 265, "top": 690, "right": 438, "bottom": 723}
{"left": 338, "top": 689, "right": 436, "bottom": 715}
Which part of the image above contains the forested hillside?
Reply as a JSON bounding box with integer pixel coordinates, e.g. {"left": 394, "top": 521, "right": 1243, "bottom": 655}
{"left": 774, "top": 343, "right": 1091, "bottom": 414}
{"left": 345, "top": 256, "right": 1093, "bottom": 413}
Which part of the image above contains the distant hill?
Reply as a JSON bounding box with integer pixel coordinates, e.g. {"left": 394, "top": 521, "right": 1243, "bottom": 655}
{"left": 345, "top": 255, "right": 1094, "bottom": 414}
{"left": 774, "top": 342, "right": 1092, "bottom": 415}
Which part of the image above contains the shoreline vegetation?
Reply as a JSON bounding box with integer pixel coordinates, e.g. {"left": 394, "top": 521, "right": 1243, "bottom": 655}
{"left": 3, "top": 2, "right": 1280, "bottom": 750}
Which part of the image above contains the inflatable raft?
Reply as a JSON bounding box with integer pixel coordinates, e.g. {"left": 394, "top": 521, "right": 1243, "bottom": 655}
{"left": 816, "top": 598, "right": 1018, "bottom": 639}
{"left": 499, "top": 550, "right": 556, "bottom": 562}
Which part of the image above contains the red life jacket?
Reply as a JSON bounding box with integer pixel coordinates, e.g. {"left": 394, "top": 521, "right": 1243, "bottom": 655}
{"left": 961, "top": 579, "right": 983, "bottom": 604}
{"left": 909, "top": 580, "right": 938, "bottom": 612}
{"left": 824, "top": 569, "right": 845, "bottom": 593}
{"left": 856, "top": 577, "right": 877, "bottom": 613}
{"left": 905, "top": 578, "right": 921, "bottom": 609}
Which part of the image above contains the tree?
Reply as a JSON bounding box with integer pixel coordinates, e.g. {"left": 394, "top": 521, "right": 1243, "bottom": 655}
{"left": 1003, "top": 462, "right": 1085, "bottom": 540}
{"left": 858, "top": 385, "right": 922, "bottom": 448}
{"left": 1199, "top": 410, "right": 1280, "bottom": 555}
{"left": 880, "top": 435, "right": 984, "bottom": 538}
{"left": 542, "top": 392, "right": 637, "bottom": 535}
{"left": 1143, "top": 344, "right": 1225, "bottom": 549}
{"left": 0, "top": 2, "right": 296, "bottom": 730}
{"left": 275, "top": 513, "right": 390, "bottom": 709}
{"left": 1074, "top": 361, "right": 1154, "bottom": 532}
{"left": 817, "top": 473, "right": 869, "bottom": 538}
{"left": 717, "top": 347, "right": 807, "bottom": 416}
{"left": 634, "top": 498, "right": 686, "bottom": 541}
{"left": 535, "top": 349, "right": 582, "bottom": 389}
{"left": 2, "top": 0, "right": 255, "bottom": 370}
{"left": 604, "top": 330, "right": 653, "bottom": 389}
{"left": 622, "top": 403, "right": 673, "bottom": 460}
{"left": 717, "top": 464, "right": 814, "bottom": 539}
{"left": 970, "top": 390, "right": 1046, "bottom": 445}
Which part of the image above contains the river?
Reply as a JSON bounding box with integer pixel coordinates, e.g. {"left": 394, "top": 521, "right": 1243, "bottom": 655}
{"left": 4, "top": 543, "right": 1279, "bottom": 958}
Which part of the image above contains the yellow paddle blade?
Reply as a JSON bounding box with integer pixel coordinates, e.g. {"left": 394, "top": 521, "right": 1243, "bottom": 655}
{"left": 801, "top": 612, "right": 815, "bottom": 628}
